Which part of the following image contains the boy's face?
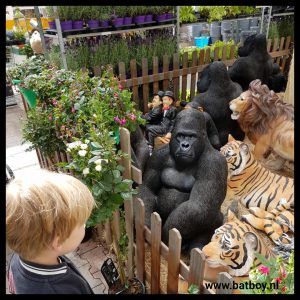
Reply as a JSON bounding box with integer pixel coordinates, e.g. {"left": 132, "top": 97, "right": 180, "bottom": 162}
{"left": 163, "top": 96, "right": 173, "bottom": 107}
{"left": 152, "top": 95, "right": 162, "bottom": 107}
{"left": 58, "top": 223, "right": 86, "bottom": 254}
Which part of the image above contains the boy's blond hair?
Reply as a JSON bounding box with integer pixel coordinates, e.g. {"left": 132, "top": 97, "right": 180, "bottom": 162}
{"left": 6, "top": 170, "right": 96, "bottom": 260}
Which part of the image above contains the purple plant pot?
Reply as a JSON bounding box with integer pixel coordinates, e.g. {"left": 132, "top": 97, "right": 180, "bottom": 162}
{"left": 145, "top": 15, "right": 153, "bottom": 22}
{"left": 112, "top": 17, "right": 124, "bottom": 27}
{"left": 166, "top": 13, "right": 174, "bottom": 19}
{"left": 100, "top": 20, "right": 109, "bottom": 27}
{"left": 60, "top": 20, "right": 73, "bottom": 31}
{"left": 155, "top": 14, "right": 167, "bottom": 22}
{"left": 48, "top": 20, "right": 56, "bottom": 29}
{"left": 123, "top": 16, "right": 133, "bottom": 25}
{"left": 72, "top": 20, "right": 84, "bottom": 29}
{"left": 134, "top": 15, "right": 146, "bottom": 24}
{"left": 88, "top": 20, "right": 100, "bottom": 29}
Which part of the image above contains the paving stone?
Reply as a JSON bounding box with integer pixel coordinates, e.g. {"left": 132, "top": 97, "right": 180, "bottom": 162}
{"left": 65, "top": 251, "right": 89, "bottom": 268}
{"left": 92, "top": 271, "right": 109, "bottom": 292}
{"left": 80, "top": 245, "right": 108, "bottom": 274}
{"left": 76, "top": 239, "right": 100, "bottom": 256}
{"left": 92, "top": 283, "right": 107, "bottom": 294}
{"left": 77, "top": 263, "right": 103, "bottom": 289}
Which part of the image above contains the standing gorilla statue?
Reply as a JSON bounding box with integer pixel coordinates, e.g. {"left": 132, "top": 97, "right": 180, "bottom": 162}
{"left": 138, "top": 109, "right": 227, "bottom": 252}
{"left": 187, "top": 61, "right": 245, "bottom": 146}
{"left": 268, "top": 63, "right": 287, "bottom": 92}
{"left": 228, "top": 33, "right": 273, "bottom": 90}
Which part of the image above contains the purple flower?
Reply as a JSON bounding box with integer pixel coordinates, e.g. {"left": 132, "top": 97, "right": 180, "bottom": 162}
{"left": 120, "top": 118, "right": 126, "bottom": 125}
{"left": 114, "top": 116, "right": 120, "bottom": 123}
{"left": 128, "top": 113, "right": 136, "bottom": 121}
{"left": 71, "top": 107, "right": 75, "bottom": 113}
{"left": 258, "top": 265, "right": 270, "bottom": 274}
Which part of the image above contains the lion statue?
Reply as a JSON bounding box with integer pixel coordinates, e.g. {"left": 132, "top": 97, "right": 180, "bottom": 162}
{"left": 229, "top": 79, "right": 294, "bottom": 171}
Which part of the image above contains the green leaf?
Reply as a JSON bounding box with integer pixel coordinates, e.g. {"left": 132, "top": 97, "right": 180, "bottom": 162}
{"left": 88, "top": 155, "right": 101, "bottom": 164}
{"left": 74, "top": 103, "right": 80, "bottom": 110}
{"left": 113, "top": 170, "right": 121, "bottom": 179}
{"left": 188, "top": 284, "right": 199, "bottom": 294}
{"left": 98, "top": 181, "right": 112, "bottom": 192}
{"left": 91, "top": 150, "right": 101, "bottom": 156}
{"left": 116, "top": 165, "right": 125, "bottom": 172}
{"left": 255, "top": 253, "right": 272, "bottom": 267}
{"left": 91, "top": 141, "right": 101, "bottom": 149}
{"left": 92, "top": 184, "right": 102, "bottom": 197}
{"left": 121, "top": 192, "right": 132, "bottom": 200}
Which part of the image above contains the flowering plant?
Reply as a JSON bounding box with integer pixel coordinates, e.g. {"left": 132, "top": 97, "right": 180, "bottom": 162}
{"left": 61, "top": 127, "right": 137, "bottom": 227}
{"left": 241, "top": 251, "right": 294, "bottom": 294}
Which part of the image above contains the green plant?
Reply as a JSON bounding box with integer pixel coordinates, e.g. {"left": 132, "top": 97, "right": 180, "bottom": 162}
{"left": 69, "top": 6, "right": 84, "bottom": 21}
{"left": 48, "top": 45, "right": 62, "bottom": 68}
{"left": 268, "top": 17, "right": 294, "bottom": 39}
{"left": 19, "top": 43, "right": 34, "bottom": 58}
{"left": 179, "top": 6, "right": 197, "bottom": 24}
{"left": 13, "top": 29, "right": 25, "bottom": 40}
{"left": 187, "top": 284, "right": 200, "bottom": 294}
{"left": 240, "top": 251, "right": 294, "bottom": 294}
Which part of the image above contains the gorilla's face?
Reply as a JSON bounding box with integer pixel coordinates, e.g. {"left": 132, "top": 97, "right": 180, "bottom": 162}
{"left": 197, "top": 65, "right": 211, "bottom": 93}
{"left": 170, "top": 129, "right": 203, "bottom": 166}
{"left": 238, "top": 34, "right": 256, "bottom": 57}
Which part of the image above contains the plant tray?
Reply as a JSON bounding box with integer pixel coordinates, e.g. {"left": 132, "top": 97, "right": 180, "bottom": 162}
{"left": 100, "top": 258, "right": 119, "bottom": 287}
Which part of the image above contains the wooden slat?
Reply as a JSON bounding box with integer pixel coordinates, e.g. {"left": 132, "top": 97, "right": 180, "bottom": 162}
{"left": 188, "top": 248, "right": 206, "bottom": 293}
{"left": 229, "top": 45, "right": 235, "bottom": 59}
{"left": 276, "top": 37, "right": 285, "bottom": 65}
{"left": 269, "top": 49, "right": 290, "bottom": 58}
{"left": 134, "top": 198, "right": 145, "bottom": 283}
{"left": 66, "top": 153, "right": 74, "bottom": 175}
{"left": 93, "top": 66, "right": 101, "bottom": 77}
{"left": 104, "top": 219, "right": 112, "bottom": 245}
{"left": 131, "top": 165, "right": 142, "bottom": 184}
{"left": 204, "top": 48, "right": 211, "bottom": 63}
{"left": 142, "top": 58, "right": 149, "bottom": 113}
{"left": 119, "top": 127, "right": 134, "bottom": 279}
{"left": 173, "top": 53, "right": 180, "bottom": 101}
{"left": 272, "top": 38, "right": 279, "bottom": 63}
{"left": 190, "top": 51, "right": 198, "bottom": 100}
{"left": 163, "top": 55, "right": 169, "bottom": 91}
{"left": 181, "top": 52, "right": 188, "bottom": 101}
{"left": 145, "top": 269, "right": 166, "bottom": 294}
{"left": 153, "top": 56, "right": 159, "bottom": 94}
{"left": 281, "top": 36, "right": 291, "bottom": 72}
{"left": 35, "top": 148, "right": 43, "bottom": 168}
{"left": 222, "top": 46, "right": 227, "bottom": 62}
{"left": 167, "top": 228, "right": 182, "bottom": 294}
{"left": 197, "top": 49, "right": 205, "bottom": 83}
{"left": 112, "top": 209, "right": 121, "bottom": 241}
{"left": 213, "top": 46, "right": 220, "bottom": 61}
{"left": 130, "top": 59, "right": 139, "bottom": 107}
{"left": 150, "top": 212, "right": 162, "bottom": 294}
{"left": 216, "top": 272, "right": 233, "bottom": 294}
{"left": 267, "top": 39, "right": 272, "bottom": 53}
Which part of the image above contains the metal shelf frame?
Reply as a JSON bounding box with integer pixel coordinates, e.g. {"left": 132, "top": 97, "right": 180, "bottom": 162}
{"left": 37, "top": 6, "right": 180, "bottom": 71}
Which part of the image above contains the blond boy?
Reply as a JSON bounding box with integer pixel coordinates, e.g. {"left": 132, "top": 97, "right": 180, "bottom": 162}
{"left": 6, "top": 170, "right": 96, "bottom": 294}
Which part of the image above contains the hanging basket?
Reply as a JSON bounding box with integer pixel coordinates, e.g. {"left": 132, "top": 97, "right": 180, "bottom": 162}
{"left": 12, "top": 79, "right": 37, "bottom": 109}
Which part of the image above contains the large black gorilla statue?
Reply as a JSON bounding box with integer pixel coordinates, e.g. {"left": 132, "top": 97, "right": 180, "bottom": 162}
{"left": 228, "top": 33, "right": 273, "bottom": 90}
{"left": 268, "top": 63, "right": 287, "bottom": 92}
{"left": 138, "top": 109, "right": 227, "bottom": 252}
{"left": 187, "top": 61, "right": 245, "bottom": 146}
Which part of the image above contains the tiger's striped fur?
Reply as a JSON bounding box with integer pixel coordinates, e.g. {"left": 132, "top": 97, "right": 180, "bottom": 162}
{"left": 202, "top": 210, "right": 274, "bottom": 277}
{"left": 220, "top": 137, "right": 294, "bottom": 212}
{"left": 242, "top": 199, "right": 294, "bottom": 249}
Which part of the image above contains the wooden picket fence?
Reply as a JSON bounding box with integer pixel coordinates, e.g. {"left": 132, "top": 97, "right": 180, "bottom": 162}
{"left": 91, "top": 35, "right": 291, "bottom": 113}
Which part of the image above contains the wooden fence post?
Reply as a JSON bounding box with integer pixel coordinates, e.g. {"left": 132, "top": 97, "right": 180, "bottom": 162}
{"left": 119, "top": 127, "right": 134, "bottom": 279}
{"left": 142, "top": 58, "right": 149, "bottom": 113}
{"left": 181, "top": 52, "right": 188, "bottom": 101}
{"left": 216, "top": 272, "right": 233, "bottom": 294}
{"left": 134, "top": 198, "right": 145, "bottom": 283}
{"left": 153, "top": 56, "right": 159, "bottom": 94}
{"left": 167, "top": 228, "right": 182, "bottom": 294}
{"left": 151, "top": 212, "right": 162, "bottom": 294}
{"left": 173, "top": 53, "right": 180, "bottom": 101}
{"left": 163, "top": 55, "right": 170, "bottom": 91}
{"left": 188, "top": 248, "right": 206, "bottom": 293}
{"left": 130, "top": 59, "right": 139, "bottom": 107}
{"left": 190, "top": 51, "right": 198, "bottom": 100}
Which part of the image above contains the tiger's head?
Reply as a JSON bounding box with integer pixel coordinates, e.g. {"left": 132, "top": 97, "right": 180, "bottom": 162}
{"left": 202, "top": 210, "right": 262, "bottom": 277}
{"left": 220, "top": 135, "right": 251, "bottom": 180}
{"left": 229, "top": 90, "right": 251, "bottom": 120}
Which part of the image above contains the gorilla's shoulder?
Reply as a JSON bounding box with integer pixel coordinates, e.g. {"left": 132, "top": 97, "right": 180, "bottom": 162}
{"left": 148, "top": 144, "right": 170, "bottom": 167}
{"left": 203, "top": 146, "right": 226, "bottom": 165}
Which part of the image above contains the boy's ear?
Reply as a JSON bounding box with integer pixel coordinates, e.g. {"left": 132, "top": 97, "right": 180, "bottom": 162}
{"left": 51, "top": 236, "right": 63, "bottom": 251}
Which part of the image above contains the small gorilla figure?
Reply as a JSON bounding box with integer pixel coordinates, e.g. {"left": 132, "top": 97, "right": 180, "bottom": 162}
{"left": 138, "top": 109, "right": 228, "bottom": 252}
{"left": 187, "top": 61, "right": 245, "bottom": 146}
{"left": 268, "top": 63, "right": 287, "bottom": 92}
{"left": 228, "top": 34, "right": 273, "bottom": 90}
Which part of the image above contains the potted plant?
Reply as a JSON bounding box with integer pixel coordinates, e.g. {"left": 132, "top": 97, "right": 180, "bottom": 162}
{"left": 58, "top": 6, "right": 73, "bottom": 31}
{"left": 99, "top": 6, "right": 111, "bottom": 28}
{"left": 179, "top": 6, "right": 197, "bottom": 24}
{"left": 123, "top": 7, "right": 133, "bottom": 25}
{"left": 144, "top": 7, "right": 154, "bottom": 22}
{"left": 132, "top": 6, "right": 146, "bottom": 24}
{"left": 85, "top": 6, "right": 100, "bottom": 29}
{"left": 165, "top": 6, "right": 175, "bottom": 19}
{"left": 45, "top": 6, "right": 57, "bottom": 29}
{"left": 111, "top": 6, "right": 125, "bottom": 27}
{"left": 70, "top": 6, "right": 84, "bottom": 29}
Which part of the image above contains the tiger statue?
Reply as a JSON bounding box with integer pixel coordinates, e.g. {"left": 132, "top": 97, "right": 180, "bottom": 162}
{"left": 202, "top": 210, "right": 274, "bottom": 277}
{"left": 220, "top": 135, "right": 294, "bottom": 212}
{"left": 242, "top": 199, "right": 294, "bottom": 256}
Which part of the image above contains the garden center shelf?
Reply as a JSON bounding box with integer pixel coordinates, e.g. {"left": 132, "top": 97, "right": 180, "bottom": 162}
{"left": 44, "top": 20, "right": 176, "bottom": 39}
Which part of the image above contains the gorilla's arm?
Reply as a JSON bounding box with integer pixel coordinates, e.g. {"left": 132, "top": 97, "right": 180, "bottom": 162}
{"left": 203, "top": 112, "right": 221, "bottom": 150}
{"left": 138, "top": 145, "right": 169, "bottom": 227}
{"left": 161, "top": 152, "right": 227, "bottom": 242}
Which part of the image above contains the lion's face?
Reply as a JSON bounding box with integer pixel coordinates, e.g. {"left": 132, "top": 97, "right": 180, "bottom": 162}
{"left": 229, "top": 91, "right": 251, "bottom": 120}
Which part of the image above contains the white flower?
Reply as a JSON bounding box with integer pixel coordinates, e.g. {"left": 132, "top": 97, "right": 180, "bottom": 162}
{"left": 82, "top": 168, "right": 89, "bottom": 175}
{"left": 67, "top": 142, "right": 76, "bottom": 149}
{"left": 93, "top": 114, "right": 97, "bottom": 118}
{"left": 80, "top": 143, "right": 88, "bottom": 150}
{"left": 94, "top": 159, "right": 102, "bottom": 165}
{"left": 75, "top": 141, "right": 82, "bottom": 147}
{"left": 67, "top": 148, "right": 71, "bottom": 152}
{"left": 95, "top": 165, "right": 102, "bottom": 172}
{"left": 78, "top": 150, "right": 87, "bottom": 157}
{"left": 85, "top": 139, "right": 90, "bottom": 144}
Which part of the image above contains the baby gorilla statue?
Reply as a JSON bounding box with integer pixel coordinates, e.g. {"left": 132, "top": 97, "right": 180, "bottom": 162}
{"left": 228, "top": 33, "right": 273, "bottom": 90}
{"left": 138, "top": 109, "right": 228, "bottom": 253}
{"left": 187, "top": 61, "right": 245, "bottom": 146}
